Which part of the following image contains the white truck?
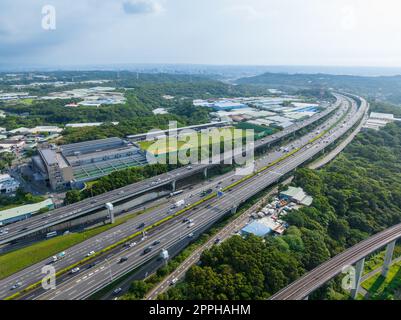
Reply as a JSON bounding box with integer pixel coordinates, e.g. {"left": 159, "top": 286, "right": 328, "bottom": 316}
{"left": 175, "top": 199, "right": 185, "bottom": 208}
{"left": 169, "top": 190, "right": 184, "bottom": 197}
{"left": 52, "top": 251, "right": 66, "bottom": 263}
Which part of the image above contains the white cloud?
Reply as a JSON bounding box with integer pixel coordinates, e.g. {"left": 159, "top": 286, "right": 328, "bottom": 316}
{"left": 226, "top": 5, "right": 265, "bottom": 20}
{"left": 2, "top": 0, "right": 401, "bottom": 67}
{"left": 122, "top": 0, "right": 163, "bottom": 15}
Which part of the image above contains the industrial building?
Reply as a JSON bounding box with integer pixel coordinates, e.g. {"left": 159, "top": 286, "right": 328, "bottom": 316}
{"left": 0, "top": 174, "right": 20, "bottom": 194}
{"left": 0, "top": 199, "right": 54, "bottom": 226}
{"left": 126, "top": 121, "right": 230, "bottom": 142}
{"left": 9, "top": 126, "right": 63, "bottom": 135}
{"left": 280, "top": 186, "right": 313, "bottom": 206}
{"left": 241, "top": 220, "right": 273, "bottom": 237}
{"left": 32, "top": 137, "right": 148, "bottom": 190}
{"left": 363, "top": 112, "right": 400, "bottom": 131}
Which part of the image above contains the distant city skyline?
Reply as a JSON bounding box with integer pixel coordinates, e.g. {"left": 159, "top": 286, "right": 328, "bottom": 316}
{"left": 1, "top": 1, "right": 401, "bottom": 68}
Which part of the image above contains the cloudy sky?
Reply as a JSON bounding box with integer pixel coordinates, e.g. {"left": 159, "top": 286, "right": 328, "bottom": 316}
{"left": 1, "top": 0, "right": 401, "bottom": 67}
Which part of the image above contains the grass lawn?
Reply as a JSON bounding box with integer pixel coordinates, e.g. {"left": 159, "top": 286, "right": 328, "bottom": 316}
{"left": 0, "top": 210, "right": 146, "bottom": 280}
{"left": 20, "top": 98, "right": 34, "bottom": 105}
{"left": 362, "top": 261, "right": 401, "bottom": 300}
{"left": 85, "top": 180, "right": 99, "bottom": 189}
{"left": 363, "top": 251, "right": 386, "bottom": 275}
{"left": 139, "top": 127, "right": 256, "bottom": 156}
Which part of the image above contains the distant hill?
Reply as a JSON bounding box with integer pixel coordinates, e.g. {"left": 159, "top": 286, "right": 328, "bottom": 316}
{"left": 236, "top": 72, "right": 401, "bottom": 104}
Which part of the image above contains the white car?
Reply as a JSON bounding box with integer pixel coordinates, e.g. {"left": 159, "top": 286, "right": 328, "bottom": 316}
{"left": 86, "top": 251, "right": 95, "bottom": 257}
{"left": 113, "top": 288, "right": 122, "bottom": 295}
{"left": 11, "top": 282, "right": 22, "bottom": 290}
{"left": 170, "top": 278, "right": 178, "bottom": 286}
{"left": 71, "top": 267, "right": 80, "bottom": 274}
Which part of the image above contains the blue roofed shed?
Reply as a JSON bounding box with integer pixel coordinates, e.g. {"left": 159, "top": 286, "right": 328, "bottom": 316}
{"left": 241, "top": 221, "right": 272, "bottom": 237}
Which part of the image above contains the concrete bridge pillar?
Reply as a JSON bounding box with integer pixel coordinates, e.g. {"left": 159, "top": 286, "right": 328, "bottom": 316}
{"left": 171, "top": 180, "right": 176, "bottom": 192}
{"left": 231, "top": 206, "right": 237, "bottom": 214}
{"left": 351, "top": 258, "right": 365, "bottom": 299}
{"left": 203, "top": 167, "right": 208, "bottom": 179}
{"left": 382, "top": 240, "right": 396, "bottom": 277}
{"left": 105, "top": 203, "right": 115, "bottom": 224}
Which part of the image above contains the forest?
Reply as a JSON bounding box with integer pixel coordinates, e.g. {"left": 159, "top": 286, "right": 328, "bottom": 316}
{"left": 237, "top": 72, "right": 401, "bottom": 104}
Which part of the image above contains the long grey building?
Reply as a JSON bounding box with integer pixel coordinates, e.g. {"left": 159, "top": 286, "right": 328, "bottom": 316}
{"left": 32, "top": 138, "right": 148, "bottom": 190}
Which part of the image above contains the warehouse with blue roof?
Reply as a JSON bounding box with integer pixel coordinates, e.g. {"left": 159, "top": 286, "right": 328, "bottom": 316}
{"left": 241, "top": 221, "right": 272, "bottom": 237}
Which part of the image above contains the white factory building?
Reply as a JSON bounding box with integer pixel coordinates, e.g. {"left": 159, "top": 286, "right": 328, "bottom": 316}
{"left": 364, "top": 112, "right": 400, "bottom": 131}
{"left": 0, "top": 174, "right": 20, "bottom": 194}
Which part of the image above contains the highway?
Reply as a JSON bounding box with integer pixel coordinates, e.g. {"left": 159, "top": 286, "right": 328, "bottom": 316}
{"left": 0, "top": 94, "right": 352, "bottom": 299}
{"left": 147, "top": 105, "right": 370, "bottom": 300}
{"left": 0, "top": 98, "right": 347, "bottom": 298}
{"left": 145, "top": 182, "right": 290, "bottom": 300}
{"left": 27, "top": 94, "right": 366, "bottom": 300}
{"left": 0, "top": 96, "right": 342, "bottom": 245}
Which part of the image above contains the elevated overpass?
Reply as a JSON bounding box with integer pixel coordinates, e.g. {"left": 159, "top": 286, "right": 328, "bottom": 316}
{"left": 31, "top": 94, "right": 366, "bottom": 300}
{"left": 270, "top": 222, "right": 401, "bottom": 300}
{"left": 0, "top": 95, "right": 344, "bottom": 245}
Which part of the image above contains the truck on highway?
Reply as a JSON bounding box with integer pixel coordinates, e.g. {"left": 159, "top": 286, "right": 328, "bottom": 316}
{"left": 52, "top": 251, "right": 66, "bottom": 262}
{"left": 46, "top": 231, "right": 58, "bottom": 239}
{"left": 174, "top": 199, "right": 185, "bottom": 208}
{"left": 169, "top": 190, "right": 184, "bottom": 197}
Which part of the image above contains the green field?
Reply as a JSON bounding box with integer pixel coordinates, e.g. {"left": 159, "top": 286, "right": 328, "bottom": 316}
{"left": 362, "top": 261, "right": 401, "bottom": 300}
{"left": 139, "top": 127, "right": 256, "bottom": 156}
{"left": 20, "top": 98, "right": 34, "bottom": 105}
{"left": 0, "top": 210, "right": 145, "bottom": 280}
{"left": 234, "top": 122, "right": 277, "bottom": 137}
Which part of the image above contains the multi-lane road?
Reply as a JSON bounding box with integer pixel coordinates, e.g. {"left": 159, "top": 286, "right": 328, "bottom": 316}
{"left": 0, "top": 96, "right": 342, "bottom": 245}
{"left": 0, "top": 97, "right": 350, "bottom": 300}
{"left": 24, "top": 93, "right": 366, "bottom": 300}
{"left": 145, "top": 182, "right": 290, "bottom": 300}
{"left": 0, "top": 93, "right": 364, "bottom": 300}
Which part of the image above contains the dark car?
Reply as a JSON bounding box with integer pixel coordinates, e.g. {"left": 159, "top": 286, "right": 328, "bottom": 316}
{"left": 137, "top": 222, "right": 146, "bottom": 229}
{"left": 87, "top": 262, "right": 96, "bottom": 269}
{"left": 119, "top": 256, "right": 128, "bottom": 263}
{"left": 153, "top": 240, "right": 161, "bottom": 246}
{"left": 143, "top": 247, "right": 152, "bottom": 254}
